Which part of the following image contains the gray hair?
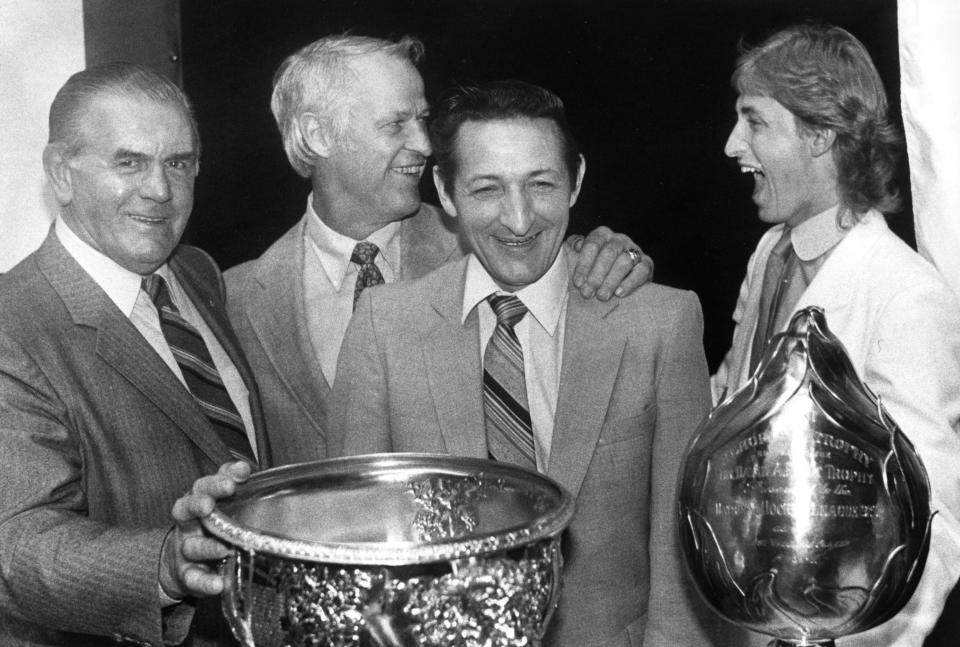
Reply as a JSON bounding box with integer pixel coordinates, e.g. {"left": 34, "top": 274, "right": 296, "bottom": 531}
{"left": 49, "top": 61, "right": 199, "bottom": 156}
{"left": 270, "top": 34, "right": 424, "bottom": 178}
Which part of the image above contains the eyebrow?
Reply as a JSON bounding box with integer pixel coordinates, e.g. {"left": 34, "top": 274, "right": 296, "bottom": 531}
{"left": 112, "top": 149, "right": 150, "bottom": 162}
{"left": 112, "top": 149, "right": 197, "bottom": 163}
{"left": 167, "top": 151, "right": 199, "bottom": 164}
{"left": 377, "top": 105, "right": 431, "bottom": 122}
{"left": 466, "top": 168, "right": 562, "bottom": 182}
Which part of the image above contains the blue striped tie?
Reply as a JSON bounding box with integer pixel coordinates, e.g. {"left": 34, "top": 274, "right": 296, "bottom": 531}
{"left": 143, "top": 275, "right": 256, "bottom": 465}
{"left": 483, "top": 294, "right": 536, "bottom": 470}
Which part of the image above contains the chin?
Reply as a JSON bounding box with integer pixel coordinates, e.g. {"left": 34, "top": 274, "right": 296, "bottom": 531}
{"left": 756, "top": 208, "right": 786, "bottom": 225}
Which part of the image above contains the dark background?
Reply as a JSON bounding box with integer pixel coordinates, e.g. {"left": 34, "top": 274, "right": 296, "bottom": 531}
{"left": 178, "top": 0, "right": 909, "bottom": 373}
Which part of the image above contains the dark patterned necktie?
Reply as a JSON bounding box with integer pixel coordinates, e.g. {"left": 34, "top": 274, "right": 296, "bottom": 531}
{"left": 351, "top": 241, "right": 385, "bottom": 310}
{"left": 483, "top": 294, "right": 536, "bottom": 470}
{"left": 143, "top": 275, "right": 256, "bottom": 464}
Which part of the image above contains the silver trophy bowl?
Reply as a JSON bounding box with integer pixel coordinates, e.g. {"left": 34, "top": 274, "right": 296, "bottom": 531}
{"left": 678, "top": 307, "right": 932, "bottom": 646}
{"left": 202, "top": 453, "right": 575, "bottom": 647}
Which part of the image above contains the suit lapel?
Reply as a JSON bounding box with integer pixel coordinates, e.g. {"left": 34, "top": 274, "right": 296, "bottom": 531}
{"left": 549, "top": 287, "right": 625, "bottom": 498}
{"left": 37, "top": 233, "right": 232, "bottom": 466}
{"left": 421, "top": 260, "right": 487, "bottom": 457}
{"left": 246, "top": 220, "right": 328, "bottom": 434}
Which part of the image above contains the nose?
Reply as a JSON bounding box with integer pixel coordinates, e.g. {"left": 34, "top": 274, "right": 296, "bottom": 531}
{"left": 140, "top": 163, "right": 172, "bottom": 202}
{"left": 724, "top": 121, "right": 745, "bottom": 159}
{"left": 407, "top": 119, "right": 432, "bottom": 157}
{"left": 501, "top": 187, "right": 534, "bottom": 236}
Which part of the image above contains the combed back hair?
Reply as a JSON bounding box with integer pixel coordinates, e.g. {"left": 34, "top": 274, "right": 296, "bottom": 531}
{"left": 271, "top": 34, "right": 425, "bottom": 178}
{"left": 429, "top": 79, "right": 581, "bottom": 192}
{"left": 732, "top": 23, "right": 902, "bottom": 216}
{"left": 48, "top": 61, "right": 199, "bottom": 157}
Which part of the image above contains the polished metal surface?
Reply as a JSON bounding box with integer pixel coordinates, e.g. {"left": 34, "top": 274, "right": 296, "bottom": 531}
{"left": 678, "top": 307, "right": 932, "bottom": 647}
{"left": 203, "top": 453, "right": 575, "bottom": 647}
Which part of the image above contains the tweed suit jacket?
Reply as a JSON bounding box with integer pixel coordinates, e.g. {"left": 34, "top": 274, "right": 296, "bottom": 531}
{"left": 713, "top": 211, "right": 960, "bottom": 647}
{"left": 0, "top": 231, "right": 270, "bottom": 647}
{"left": 224, "top": 202, "right": 466, "bottom": 466}
{"left": 328, "top": 256, "right": 740, "bottom": 647}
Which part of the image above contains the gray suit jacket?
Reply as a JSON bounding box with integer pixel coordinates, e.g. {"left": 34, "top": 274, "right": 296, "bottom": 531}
{"left": 0, "top": 231, "right": 270, "bottom": 647}
{"left": 328, "top": 257, "right": 740, "bottom": 647}
{"left": 224, "top": 203, "right": 466, "bottom": 465}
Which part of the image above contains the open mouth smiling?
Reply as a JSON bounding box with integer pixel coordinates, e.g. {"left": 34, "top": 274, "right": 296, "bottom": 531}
{"left": 392, "top": 164, "right": 424, "bottom": 176}
{"left": 494, "top": 232, "right": 540, "bottom": 247}
{"left": 128, "top": 213, "right": 167, "bottom": 224}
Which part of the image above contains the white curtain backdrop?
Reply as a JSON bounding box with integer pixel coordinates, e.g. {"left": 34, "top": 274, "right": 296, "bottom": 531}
{"left": 899, "top": 0, "right": 960, "bottom": 301}
{"left": 0, "top": 0, "right": 84, "bottom": 273}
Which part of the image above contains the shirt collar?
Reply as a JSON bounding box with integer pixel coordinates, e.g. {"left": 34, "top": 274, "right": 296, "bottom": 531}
{"left": 461, "top": 247, "right": 569, "bottom": 336}
{"left": 303, "top": 193, "right": 402, "bottom": 290}
{"left": 55, "top": 216, "right": 167, "bottom": 317}
{"left": 789, "top": 204, "right": 851, "bottom": 262}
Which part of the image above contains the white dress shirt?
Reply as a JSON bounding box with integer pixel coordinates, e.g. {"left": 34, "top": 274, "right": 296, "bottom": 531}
{"left": 302, "top": 195, "right": 402, "bottom": 386}
{"left": 462, "top": 248, "right": 570, "bottom": 472}
{"left": 54, "top": 217, "right": 257, "bottom": 457}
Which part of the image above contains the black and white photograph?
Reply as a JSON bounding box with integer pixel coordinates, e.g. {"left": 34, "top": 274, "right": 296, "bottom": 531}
{"left": 0, "top": 1, "right": 957, "bottom": 645}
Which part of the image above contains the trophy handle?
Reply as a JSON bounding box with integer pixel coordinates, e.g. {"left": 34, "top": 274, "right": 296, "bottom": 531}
{"left": 536, "top": 537, "right": 564, "bottom": 643}
{"left": 221, "top": 548, "right": 256, "bottom": 647}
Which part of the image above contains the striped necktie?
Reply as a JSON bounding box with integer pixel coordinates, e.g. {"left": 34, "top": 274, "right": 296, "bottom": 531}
{"left": 143, "top": 275, "right": 256, "bottom": 464}
{"left": 483, "top": 294, "right": 536, "bottom": 470}
{"left": 351, "top": 241, "right": 385, "bottom": 310}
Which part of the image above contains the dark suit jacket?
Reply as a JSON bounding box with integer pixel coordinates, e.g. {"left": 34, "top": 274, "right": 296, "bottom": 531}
{"left": 224, "top": 203, "right": 466, "bottom": 465}
{"left": 0, "top": 231, "right": 270, "bottom": 647}
{"left": 328, "top": 256, "right": 740, "bottom": 647}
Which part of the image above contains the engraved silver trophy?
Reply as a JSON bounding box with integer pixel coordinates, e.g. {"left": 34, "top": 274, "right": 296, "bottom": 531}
{"left": 202, "top": 453, "right": 574, "bottom": 647}
{"left": 678, "top": 307, "right": 933, "bottom": 646}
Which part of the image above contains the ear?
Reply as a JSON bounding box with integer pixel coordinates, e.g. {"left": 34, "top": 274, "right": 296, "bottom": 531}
{"left": 807, "top": 127, "right": 836, "bottom": 158}
{"left": 43, "top": 143, "right": 75, "bottom": 206}
{"left": 299, "top": 112, "right": 334, "bottom": 159}
{"left": 433, "top": 165, "right": 459, "bottom": 218}
{"left": 568, "top": 154, "right": 586, "bottom": 208}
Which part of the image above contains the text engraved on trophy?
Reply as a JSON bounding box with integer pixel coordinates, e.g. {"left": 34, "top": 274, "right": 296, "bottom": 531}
{"left": 708, "top": 430, "right": 884, "bottom": 564}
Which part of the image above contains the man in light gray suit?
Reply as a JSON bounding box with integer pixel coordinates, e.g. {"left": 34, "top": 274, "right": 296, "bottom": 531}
{"left": 0, "top": 63, "right": 268, "bottom": 646}
{"left": 225, "top": 34, "right": 654, "bottom": 465}
{"left": 328, "top": 80, "right": 735, "bottom": 647}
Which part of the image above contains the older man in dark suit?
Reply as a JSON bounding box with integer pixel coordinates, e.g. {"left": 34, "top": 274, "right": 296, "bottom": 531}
{"left": 0, "top": 63, "right": 269, "bottom": 646}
